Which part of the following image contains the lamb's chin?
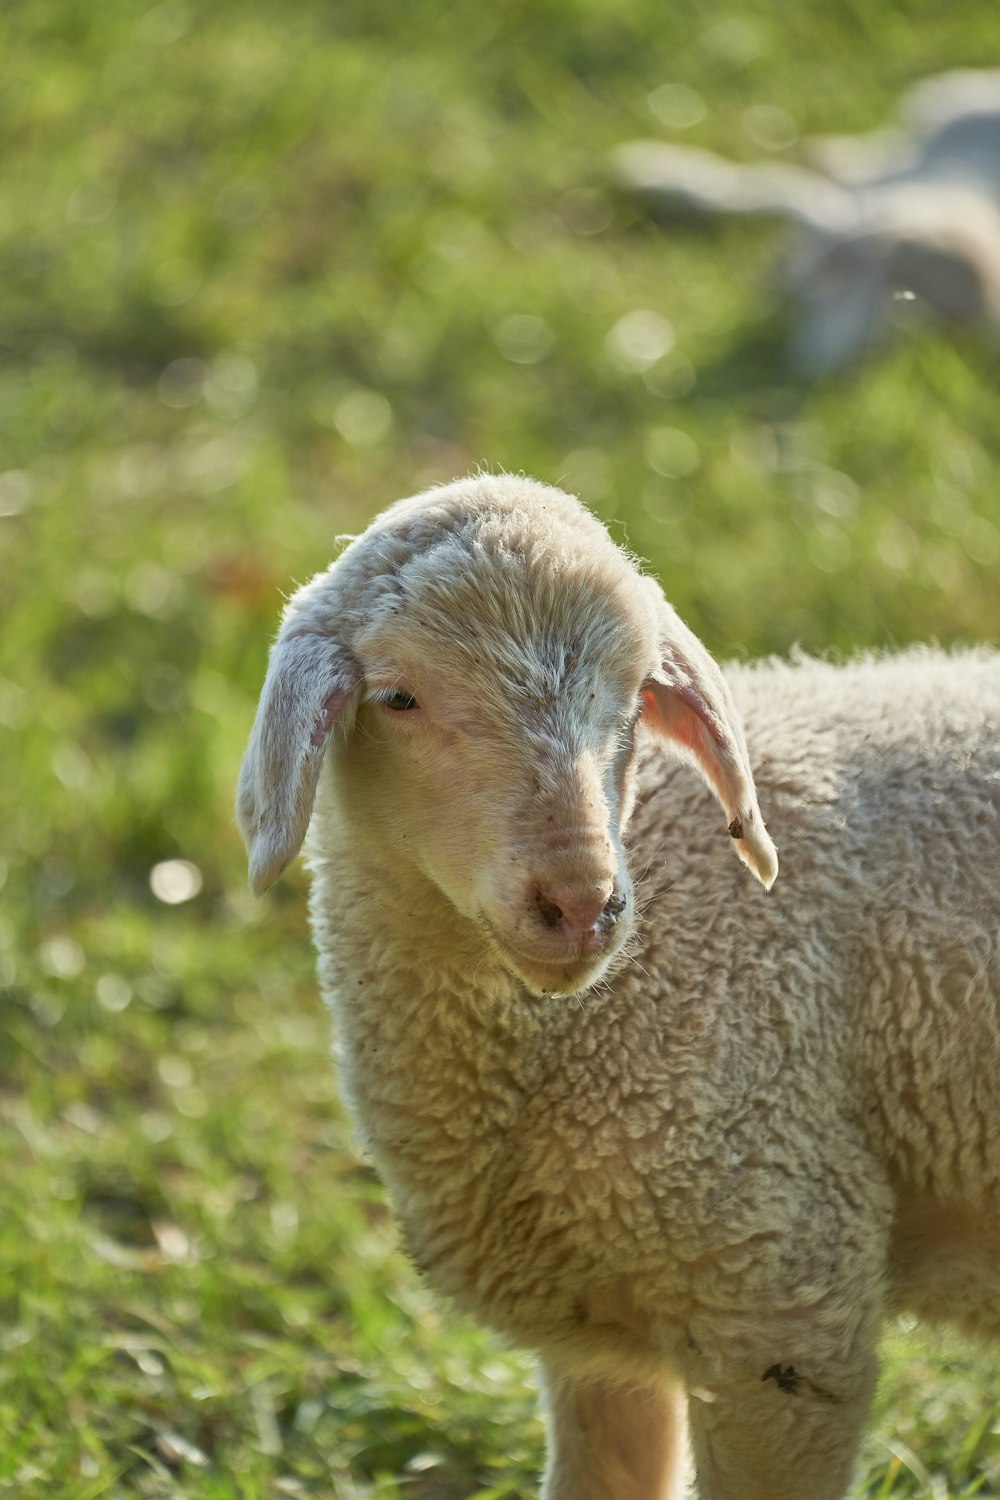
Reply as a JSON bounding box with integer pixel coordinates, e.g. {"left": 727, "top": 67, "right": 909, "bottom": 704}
{"left": 491, "top": 943, "right": 619, "bottom": 999}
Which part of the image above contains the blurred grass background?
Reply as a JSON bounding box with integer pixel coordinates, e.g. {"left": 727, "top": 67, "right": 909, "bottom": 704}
{"left": 2, "top": 0, "right": 999, "bottom": 1495}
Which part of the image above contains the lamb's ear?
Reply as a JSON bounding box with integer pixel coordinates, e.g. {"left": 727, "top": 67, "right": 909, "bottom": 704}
{"left": 641, "top": 598, "right": 778, "bottom": 890}
{"left": 236, "top": 628, "right": 360, "bottom": 896}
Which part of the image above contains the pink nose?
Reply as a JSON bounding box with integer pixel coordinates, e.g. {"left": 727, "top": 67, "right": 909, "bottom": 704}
{"left": 534, "top": 885, "right": 627, "bottom": 944}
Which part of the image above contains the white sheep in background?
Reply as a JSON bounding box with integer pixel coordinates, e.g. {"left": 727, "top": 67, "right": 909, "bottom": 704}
{"left": 237, "top": 473, "right": 1000, "bottom": 1499}
{"left": 614, "top": 69, "right": 1000, "bottom": 374}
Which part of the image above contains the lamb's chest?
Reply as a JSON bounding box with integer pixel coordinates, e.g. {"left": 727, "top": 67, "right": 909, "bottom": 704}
{"left": 338, "top": 958, "right": 706, "bottom": 1347}
{"left": 375, "top": 1073, "right": 696, "bottom": 1355}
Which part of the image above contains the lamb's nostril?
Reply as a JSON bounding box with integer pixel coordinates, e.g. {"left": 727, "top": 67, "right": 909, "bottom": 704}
{"left": 536, "top": 893, "right": 565, "bottom": 930}
{"left": 602, "top": 891, "right": 626, "bottom": 926}
{"left": 534, "top": 884, "right": 622, "bottom": 936}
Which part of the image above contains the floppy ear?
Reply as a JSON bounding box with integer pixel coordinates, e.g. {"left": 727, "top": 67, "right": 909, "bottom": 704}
{"left": 641, "top": 597, "right": 778, "bottom": 890}
{"left": 236, "top": 626, "right": 360, "bottom": 895}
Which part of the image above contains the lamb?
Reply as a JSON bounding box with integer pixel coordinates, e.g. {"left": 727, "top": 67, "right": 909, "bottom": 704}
{"left": 614, "top": 69, "right": 1000, "bottom": 374}
{"left": 236, "top": 472, "right": 1000, "bottom": 1500}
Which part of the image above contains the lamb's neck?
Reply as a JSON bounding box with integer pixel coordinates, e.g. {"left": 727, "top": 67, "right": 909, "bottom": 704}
{"left": 313, "top": 853, "right": 524, "bottom": 1020}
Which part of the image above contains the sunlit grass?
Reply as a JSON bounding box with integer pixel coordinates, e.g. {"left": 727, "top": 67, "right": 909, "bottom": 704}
{"left": 3, "top": 0, "right": 1000, "bottom": 1493}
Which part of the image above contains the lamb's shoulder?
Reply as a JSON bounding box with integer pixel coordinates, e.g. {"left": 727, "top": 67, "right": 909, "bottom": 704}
{"left": 629, "top": 648, "right": 1000, "bottom": 1210}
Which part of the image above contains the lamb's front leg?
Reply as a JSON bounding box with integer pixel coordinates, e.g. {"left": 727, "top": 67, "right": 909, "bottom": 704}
{"left": 540, "top": 1365, "right": 689, "bottom": 1500}
{"left": 686, "top": 1317, "right": 880, "bottom": 1500}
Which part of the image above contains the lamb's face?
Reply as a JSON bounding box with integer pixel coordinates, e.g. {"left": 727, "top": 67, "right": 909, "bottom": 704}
{"left": 328, "top": 562, "right": 656, "bottom": 997}
{"left": 237, "top": 477, "right": 777, "bottom": 991}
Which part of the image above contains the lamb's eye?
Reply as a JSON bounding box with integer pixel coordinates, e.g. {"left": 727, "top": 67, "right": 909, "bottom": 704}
{"left": 384, "top": 689, "right": 419, "bottom": 712}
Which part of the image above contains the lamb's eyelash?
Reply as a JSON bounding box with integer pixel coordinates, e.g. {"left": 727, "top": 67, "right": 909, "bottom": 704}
{"left": 370, "top": 685, "right": 420, "bottom": 712}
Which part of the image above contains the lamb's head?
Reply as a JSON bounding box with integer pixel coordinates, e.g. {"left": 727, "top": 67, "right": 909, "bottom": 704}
{"left": 237, "top": 474, "right": 777, "bottom": 997}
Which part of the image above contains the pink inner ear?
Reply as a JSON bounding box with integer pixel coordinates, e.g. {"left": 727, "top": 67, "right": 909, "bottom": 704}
{"left": 643, "top": 681, "right": 731, "bottom": 767}
{"left": 642, "top": 673, "right": 778, "bottom": 890}
{"left": 311, "top": 688, "right": 351, "bottom": 747}
{"left": 642, "top": 673, "right": 742, "bottom": 823}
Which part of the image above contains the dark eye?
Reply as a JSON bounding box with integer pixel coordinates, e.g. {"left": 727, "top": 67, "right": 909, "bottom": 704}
{"left": 384, "top": 689, "right": 419, "bottom": 712}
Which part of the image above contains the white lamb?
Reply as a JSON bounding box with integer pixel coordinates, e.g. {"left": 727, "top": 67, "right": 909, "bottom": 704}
{"left": 614, "top": 69, "right": 1000, "bottom": 374}
{"left": 237, "top": 473, "right": 1000, "bottom": 1499}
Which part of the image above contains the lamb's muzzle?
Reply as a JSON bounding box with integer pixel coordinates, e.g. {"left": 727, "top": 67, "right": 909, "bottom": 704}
{"left": 490, "top": 862, "right": 634, "bottom": 997}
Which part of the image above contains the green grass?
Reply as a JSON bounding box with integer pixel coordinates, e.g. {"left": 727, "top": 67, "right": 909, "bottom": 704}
{"left": 2, "top": 0, "right": 1000, "bottom": 1493}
